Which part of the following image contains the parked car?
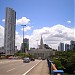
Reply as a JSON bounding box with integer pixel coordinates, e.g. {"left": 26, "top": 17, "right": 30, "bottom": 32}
{"left": 23, "top": 57, "right": 30, "bottom": 63}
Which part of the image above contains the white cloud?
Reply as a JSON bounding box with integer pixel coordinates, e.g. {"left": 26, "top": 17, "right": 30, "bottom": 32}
{"left": 67, "top": 21, "right": 71, "bottom": 24}
{"left": 28, "top": 24, "right": 75, "bottom": 49}
{"left": 2, "top": 17, "right": 30, "bottom": 25}
{"left": 15, "top": 31, "right": 23, "bottom": 49}
{"left": 0, "top": 24, "right": 75, "bottom": 50}
{"left": 15, "top": 31, "right": 31, "bottom": 50}
{"left": 16, "top": 17, "right": 30, "bottom": 25}
{"left": 0, "top": 25, "right": 4, "bottom": 47}
{"left": 2, "top": 19, "right": 5, "bottom": 22}
{"left": 21, "top": 26, "right": 32, "bottom": 32}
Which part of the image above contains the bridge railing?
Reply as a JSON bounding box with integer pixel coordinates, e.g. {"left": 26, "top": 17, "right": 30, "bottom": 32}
{"left": 47, "top": 59, "right": 64, "bottom": 75}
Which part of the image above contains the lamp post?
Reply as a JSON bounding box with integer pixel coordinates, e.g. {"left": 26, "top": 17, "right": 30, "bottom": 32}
{"left": 36, "top": 40, "right": 39, "bottom": 49}
{"left": 21, "top": 25, "right": 26, "bottom": 43}
{"left": 36, "top": 40, "right": 39, "bottom": 58}
{"left": 21, "top": 25, "right": 26, "bottom": 53}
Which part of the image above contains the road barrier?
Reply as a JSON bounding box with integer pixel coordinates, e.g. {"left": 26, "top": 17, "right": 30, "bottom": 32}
{"left": 47, "top": 59, "right": 64, "bottom": 75}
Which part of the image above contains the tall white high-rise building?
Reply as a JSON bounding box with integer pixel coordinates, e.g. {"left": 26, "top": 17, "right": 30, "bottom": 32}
{"left": 4, "top": 7, "right": 16, "bottom": 55}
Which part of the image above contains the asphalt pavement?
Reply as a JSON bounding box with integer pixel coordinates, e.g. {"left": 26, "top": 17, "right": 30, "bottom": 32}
{"left": 0, "top": 59, "right": 41, "bottom": 75}
{"left": 26, "top": 60, "right": 50, "bottom": 75}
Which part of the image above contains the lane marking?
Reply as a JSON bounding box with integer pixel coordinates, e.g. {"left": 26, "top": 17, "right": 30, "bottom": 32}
{"left": 23, "top": 60, "right": 42, "bottom": 75}
{"left": 7, "top": 68, "right": 15, "bottom": 72}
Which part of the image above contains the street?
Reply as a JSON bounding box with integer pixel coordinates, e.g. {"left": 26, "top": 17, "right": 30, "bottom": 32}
{"left": 0, "top": 59, "right": 41, "bottom": 75}
{"left": 26, "top": 60, "right": 49, "bottom": 75}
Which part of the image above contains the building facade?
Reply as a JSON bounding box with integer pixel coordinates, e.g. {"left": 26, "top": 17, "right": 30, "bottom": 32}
{"left": 58, "top": 43, "right": 64, "bottom": 51}
{"left": 21, "top": 38, "right": 29, "bottom": 53}
{"left": 29, "top": 35, "right": 55, "bottom": 59}
{"left": 65, "top": 44, "right": 70, "bottom": 51}
{"left": 70, "top": 40, "right": 75, "bottom": 50}
{"left": 4, "top": 7, "right": 16, "bottom": 55}
{"left": 29, "top": 49, "right": 55, "bottom": 59}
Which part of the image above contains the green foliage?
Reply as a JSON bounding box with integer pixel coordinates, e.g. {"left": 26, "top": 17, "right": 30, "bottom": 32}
{"left": 53, "top": 50, "right": 75, "bottom": 74}
{"left": 53, "top": 59, "right": 64, "bottom": 70}
{"left": 14, "top": 51, "right": 35, "bottom": 59}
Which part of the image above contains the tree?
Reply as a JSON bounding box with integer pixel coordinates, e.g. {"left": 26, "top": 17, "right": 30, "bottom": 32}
{"left": 53, "top": 50, "right": 75, "bottom": 74}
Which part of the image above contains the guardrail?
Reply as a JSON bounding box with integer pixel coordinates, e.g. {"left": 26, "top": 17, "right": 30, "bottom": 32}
{"left": 47, "top": 59, "right": 64, "bottom": 75}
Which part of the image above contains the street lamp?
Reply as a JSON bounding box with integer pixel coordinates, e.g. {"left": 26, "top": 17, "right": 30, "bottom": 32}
{"left": 21, "top": 25, "right": 26, "bottom": 43}
{"left": 36, "top": 40, "right": 39, "bottom": 58}
{"left": 21, "top": 25, "right": 26, "bottom": 53}
{"left": 36, "top": 40, "right": 39, "bottom": 49}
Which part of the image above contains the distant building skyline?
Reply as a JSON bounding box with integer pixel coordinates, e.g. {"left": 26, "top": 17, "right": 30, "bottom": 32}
{"left": 65, "top": 44, "right": 70, "bottom": 51}
{"left": 4, "top": 7, "right": 16, "bottom": 55}
{"left": 29, "top": 34, "right": 55, "bottom": 59}
{"left": 70, "top": 40, "right": 75, "bottom": 50}
{"left": 58, "top": 43, "right": 64, "bottom": 51}
{"left": 21, "top": 38, "right": 29, "bottom": 53}
{"left": 58, "top": 40, "right": 75, "bottom": 51}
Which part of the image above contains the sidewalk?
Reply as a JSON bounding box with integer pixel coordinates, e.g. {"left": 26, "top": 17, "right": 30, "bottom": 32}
{"left": 26, "top": 60, "right": 50, "bottom": 75}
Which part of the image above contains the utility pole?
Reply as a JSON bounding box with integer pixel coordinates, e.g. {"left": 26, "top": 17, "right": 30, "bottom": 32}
{"left": 21, "top": 25, "right": 26, "bottom": 53}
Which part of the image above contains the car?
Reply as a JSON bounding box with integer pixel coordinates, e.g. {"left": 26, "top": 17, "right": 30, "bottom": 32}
{"left": 42, "top": 58, "right": 45, "bottom": 60}
{"left": 23, "top": 57, "right": 30, "bottom": 63}
{"left": 30, "top": 58, "right": 35, "bottom": 61}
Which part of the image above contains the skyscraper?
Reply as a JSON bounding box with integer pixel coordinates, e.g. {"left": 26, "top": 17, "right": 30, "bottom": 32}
{"left": 4, "top": 7, "right": 16, "bottom": 55}
{"left": 70, "top": 40, "right": 75, "bottom": 50}
{"left": 21, "top": 38, "right": 29, "bottom": 53}
{"left": 58, "top": 43, "right": 64, "bottom": 51}
{"left": 24, "top": 38, "right": 29, "bottom": 51}
{"left": 65, "top": 44, "right": 70, "bottom": 51}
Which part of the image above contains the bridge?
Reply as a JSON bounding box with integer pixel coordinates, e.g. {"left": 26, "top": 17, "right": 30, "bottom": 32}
{"left": 0, "top": 59, "right": 64, "bottom": 75}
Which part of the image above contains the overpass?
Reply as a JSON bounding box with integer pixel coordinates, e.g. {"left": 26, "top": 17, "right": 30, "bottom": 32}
{"left": 0, "top": 59, "right": 64, "bottom": 75}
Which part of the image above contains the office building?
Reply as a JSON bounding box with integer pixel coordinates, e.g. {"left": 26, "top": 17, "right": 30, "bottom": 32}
{"left": 21, "top": 38, "right": 29, "bottom": 53}
{"left": 24, "top": 38, "right": 29, "bottom": 51}
{"left": 65, "top": 44, "right": 70, "bottom": 51}
{"left": 4, "top": 7, "right": 16, "bottom": 55}
{"left": 58, "top": 43, "right": 64, "bottom": 51}
{"left": 70, "top": 40, "right": 75, "bottom": 50}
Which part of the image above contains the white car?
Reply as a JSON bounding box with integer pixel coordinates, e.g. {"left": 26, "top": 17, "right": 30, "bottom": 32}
{"left": 23, "top": 57, "right": 30, "bottom": 63}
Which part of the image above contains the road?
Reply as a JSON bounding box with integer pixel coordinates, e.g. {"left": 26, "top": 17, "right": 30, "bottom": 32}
{"left": 26, "top": 60, "right": 49, "bottom": 75}
{"left": 0, "top": 59, "right": 41, "bottom": 75}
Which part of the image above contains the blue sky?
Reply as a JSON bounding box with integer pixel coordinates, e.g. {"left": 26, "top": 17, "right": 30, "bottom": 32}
{"left": 0, "top": 0, "right": 74, "bottom": 49}
{"left": 0, "top": 0, "right": 74, "bottom": 30}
